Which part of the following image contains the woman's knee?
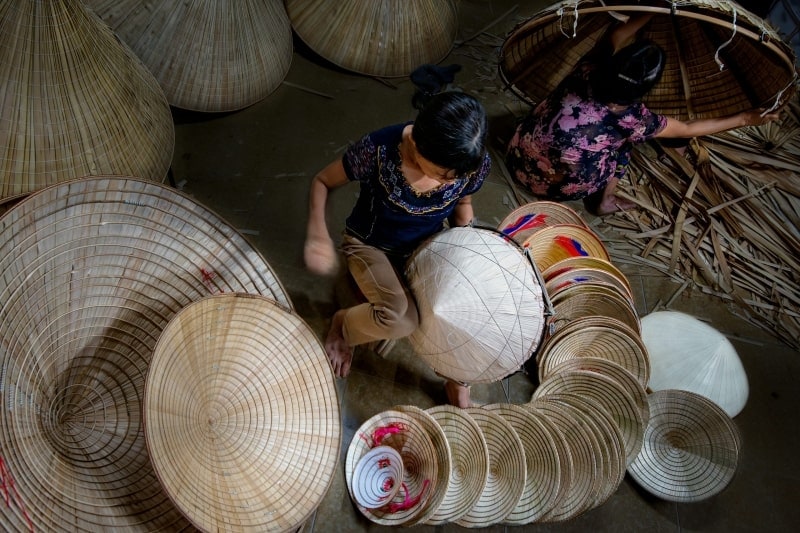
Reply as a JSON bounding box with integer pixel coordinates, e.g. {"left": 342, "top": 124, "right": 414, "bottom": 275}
{"left": 373, "top": 299, "right": 419, "bottom": 338}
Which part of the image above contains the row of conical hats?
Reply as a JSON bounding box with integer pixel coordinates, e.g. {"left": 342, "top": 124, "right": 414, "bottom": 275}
{"left": 0, "top": 177, "right": 340, "bottom": 532}
{"left": 1, "top": 1, "right": 459, "bottom": 205}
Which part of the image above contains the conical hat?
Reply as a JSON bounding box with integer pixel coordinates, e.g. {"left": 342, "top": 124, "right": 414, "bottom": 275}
{"left": 0, "top": 177, "right": 291, "bottom": 531}
{"left": 406, "top": 227, "right": 546, "bottom": 384}
{"left": 627, "top": 389, "right": 741, "bottom": 502}
{"left": 0, "top": 0, "right": 174, "bottom": 204}
{"left": 86, "top": 0, "right": 293, "bottom": 112}
{"left": 500, "top": 0, "right": 797, "bottom": 119}
{"left": 497, "top": 201, "right": 587, "bottom": 246}
{"left": 640, "top": 311, "right": 748, "bottom": 417}
{"left": 285, "top": 0, "right": 459, "bottom": 78}
{"left": 550, "top": 283, "right": 641, "bottom": 333}
{"left": 144, "top": 294, "right": 340, "bottom": 532}
{"left": 523, "top": 224, "right": 610, "bottom": 272}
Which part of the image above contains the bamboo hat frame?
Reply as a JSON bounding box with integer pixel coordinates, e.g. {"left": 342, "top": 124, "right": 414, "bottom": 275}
{"left": 285, "top": 0, "right": 459, "bottom": 78}
{"left": 0, "top": 177, "right": 291, "bottom": 531}
{"left": 500, "top": 0, "right": 798, "bottom": 120}
{"left": 144, "top": 294, "right": 340, "bottom": 532}
{"left": 497, "top": 201, "right": 587, "bottom": 246}
{"left": 85, "top": 0, "right": 294, "bottom": 112}
{"left": 406, "top": 227, "right": 547, "bottom": 384}
{"left": 523, "top": 224, "right": 610, "bottom": 272}
{"left": 0, "top": 0, "right": 174, "bottom": 204}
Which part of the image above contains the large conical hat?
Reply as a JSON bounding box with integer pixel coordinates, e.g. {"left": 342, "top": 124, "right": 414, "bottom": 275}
{"left": 405, "top": 227, "right": 547, "bottom": 384}
{"left": 0, "top": 177, "right": 291, "bottom": 532}
{"left": 144, "top": 294, "right": 340, "bottom": 532}
{"left": 85, "top": 0, "right": 293, "bottom": 112}
{"left": 285, "top": 0, "right": 459, "bottom": 77}
{"left": 0, "top": 0, "right": 174, "bottom": 204}
{"left": 500, "top": 0, "right": 797, "bottom": 120}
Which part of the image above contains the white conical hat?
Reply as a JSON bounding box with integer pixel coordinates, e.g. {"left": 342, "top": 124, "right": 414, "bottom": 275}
{"left": 640, "top": 311, "right": 748, "bottom": 417}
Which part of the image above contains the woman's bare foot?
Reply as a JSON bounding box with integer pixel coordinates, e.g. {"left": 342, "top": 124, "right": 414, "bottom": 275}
{"left": 325, "top": 309, "right": 353, "bottom": 377}
{"left": 596, "top": 195, "right": 637, "bottom": 215}
{"left": 445, "top": 380, "right": 472, "bottom": 408}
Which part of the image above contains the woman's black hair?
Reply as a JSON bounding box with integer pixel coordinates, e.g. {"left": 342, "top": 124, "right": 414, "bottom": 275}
{"left": 589, "top": 41, "right": 666, "bottom": 105}
{"left": 411, "top": 91, "right": 488, "bottom": 175}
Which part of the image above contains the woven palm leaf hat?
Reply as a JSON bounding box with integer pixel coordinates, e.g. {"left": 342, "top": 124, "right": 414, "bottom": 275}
{"left": 500, "top": 0, "right": 798, "bottom": 119}
{"left": 85, "top": 0, "right": 293, "bottom": 112}
{"left": 423, "top": 405, "right": 489, "bottom": 525}
{"left": 628, "top": 389, "right": 741, "bottom": 502}
{"left": 641, "top": 310, "right": 749, "bottom": 417}
{"left": 497, "top": 201, "right": 587, "bottom": 246}
{"left": 457, "top": 407, "right": 527, "bottom": 528}
{"left": 0, "top": 0, "right": 174, "bottom": 205}
{"left": 284, "top": 0, "right": 459, "bottom": 77}
{"left": 144, "top": 294, "right": 340, "bottom": 532}
{"left": 483, "top": 403, "right": 563, "bottom": 525}
{"left": 0, "top": 177, "right": 291, "bottom": 531}
{"left": 405, "top": 227, "right": 547, "bottom": 384}
{"left": 549, "top": 282, "right": 641, "bottom": 333}
{"left": 345, "top": 409, "right": 440, "bottom": 526}
{"left": 523, "top": 224, "right": 610, "bottom": 272}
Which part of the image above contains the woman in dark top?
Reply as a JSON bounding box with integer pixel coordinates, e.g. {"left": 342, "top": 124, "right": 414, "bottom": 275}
{"left": 506, "top": 14, "right": 780, "bottom": 215}
{"left": 304, "top": 91, "right": 491, "bottom": 407}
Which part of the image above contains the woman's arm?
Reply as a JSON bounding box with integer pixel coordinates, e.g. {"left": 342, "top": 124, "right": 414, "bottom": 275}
{"left": 656, "top": 109, "right": 781, "bottom": 139}
{"left": 304, "top": 159, "right": 350, "bottom": 275}
{"left": 609, "top": 13, "right": 655, "bottom": 52}
{"left": 450, "top": 195, "right": 474, "bottom": 227}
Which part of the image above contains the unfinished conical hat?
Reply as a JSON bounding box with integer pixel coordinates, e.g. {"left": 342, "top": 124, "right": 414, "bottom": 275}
{"left": 144, "top": 294, "right": 340, "bottom": 532}
{"left": 483, "top": 403, "right": 563, "bottom": 525}
{"left": 543, "top": 256, "right": 634, "bottom": 297}
{"left": 423, "top": 405, "right": 489, "bottom": 525}
{"left": 550, "top": 282, "right": 641, "bottom": 334}
{"left": 406, "top": 227, "right": 546, "bottom": 384}
{"left": 391, "top": 405, "right": 451, "bottom": 526}
{"left": 628, "top": 389, "right": 741, "bottom": 502}
{"left": 345, "top": 410, "right": 439, "bottom": 526}
{"left": 457, "top": 407, "right": 526, "bottom": 528}
{"left": 500, "top": 0, "right": 797, "bottom": 119}
{"left": 285, "top": 0, "right": 459, "bottom": 77}
{"left": 640, "top": 311, "right": 748, "bottom": 417}
{"left": 545, "top": 267, "right": 635, "bottom": 304}
{"left": 0, "top": 177, "right": 291, "bottom": 531}
{"left": 498, "top": 201, "right": 587, "bottom": 246}
{"left": 85, "top": 0, "right": 293, "bottom": 112}
{"left": 523, "top": 224, "right": 610, "bottom": 272}
{"left": 0, "top": 0, "right": 174, "bottom": 204}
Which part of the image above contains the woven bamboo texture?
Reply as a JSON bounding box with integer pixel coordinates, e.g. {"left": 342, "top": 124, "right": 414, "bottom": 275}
{"left": 145, "top": 294, "right": 339, "bottom": 532}
{"left": 284, "top": 0, "right": 459, "bottom": 78}
{"left": 85, "top": 0, "right": 293, "bottom": 112}
{"left": 0, "top": 177, "right": 291, "bottom": 531}
{"left": 0, "top": 0, "right": 174, "bottom": 205}
{"left": 500, "top": 0, "right": 798, "bottom": 121}
{"left": 405, "top": 227, "right": 546, "bottom": 384}
{"left": 602, "top": 95, "right": 800, "bottom": 351}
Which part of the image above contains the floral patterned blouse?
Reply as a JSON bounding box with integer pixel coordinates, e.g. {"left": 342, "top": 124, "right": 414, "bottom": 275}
{"left": 505, "top": 66, "right": 667, "bottom": 201}
{"left": 343, "top": 123, "right": 491, "bottom": 257}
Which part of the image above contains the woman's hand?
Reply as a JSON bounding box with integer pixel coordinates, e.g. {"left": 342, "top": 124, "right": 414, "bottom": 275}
{"left": 739, "top": 109, "right": 781, "bottom": 127}
{"left": 304, "top": 234, "right": 339, "bottom": 276}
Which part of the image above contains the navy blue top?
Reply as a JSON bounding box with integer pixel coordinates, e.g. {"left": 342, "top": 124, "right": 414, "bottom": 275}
{"left": 342, "top": 123, "right": 491, "bottom": 257}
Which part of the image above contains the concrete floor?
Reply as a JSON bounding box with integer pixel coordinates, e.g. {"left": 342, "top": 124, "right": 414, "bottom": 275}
{"left": 170, "top": 1, "right": 799, "bottom": 531}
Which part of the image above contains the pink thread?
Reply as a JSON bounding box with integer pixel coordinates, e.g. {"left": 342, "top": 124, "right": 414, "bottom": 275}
{"left": 386, "top": 479, "right": 430, "bottom": 513}
{"left": 0, "top": 456, "right": 34, "bottom": 532}
{"left": 371, "top": 423, "right": 406, "bottom": 446}
{"left": 200, "top": 268, "right": 223, "bottom": 294}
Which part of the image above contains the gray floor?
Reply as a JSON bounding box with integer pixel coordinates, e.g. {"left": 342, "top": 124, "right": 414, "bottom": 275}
{"left": 170, "top": 1, "right": 799, "bottom": 531}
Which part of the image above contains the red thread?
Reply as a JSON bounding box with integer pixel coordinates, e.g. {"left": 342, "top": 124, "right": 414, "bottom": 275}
{"left": 385, "top": 479, "right": 430, "bottom": 513}
{"left": 371, "top": 423, "right": 406, "bottom": 446}
{"left": 0, "top": 456, "right": 35, "bottom": 532}
{"left": 200, "top": 267, "right": 223, "bottom": 294}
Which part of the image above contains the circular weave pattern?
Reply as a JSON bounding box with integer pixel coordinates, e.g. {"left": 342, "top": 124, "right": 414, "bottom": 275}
{"left": 0, "top": 177, "right": 291, "bottom": 532}
{"left": 543, "top": 256, "right": 634, "bottom": 298}
{"left": 0, "top": 1, "right": 174, "bottom": 204}
{"left": 86, "top": 0, "right": 294, "bottom": 112}
{"left": 498, "top": 201, "right": 587, "bottom": 246}
{"left": 352, "top": 446, "right": 404, "bottom": 509}
{"left": 500, "top": 0, "right": 797, "bottom": 120}
{"left": 144, "top": 294, "right": 340, "bottom": 532}
{"left": 550, "top": 283, "right": 641, "bottom": 334}
{"left": 533, "top": 369, "right": 647, "bottom": 467}
{"left": 523, "top": 224, "right": 609, "bottom": 272}
{"left": 538, "top": 316, "right": 650, "bottom": 388}
{"left": 628, "top": 389, "right": 741, "bottom": 502}
{"left": 406, "top": 227, "right": 546, "bottom": 384}
{"left": 641, "top": 311, "right": 748, "bottom": 417}
{"left": 345, "top": 410, "right": 439, "bottom": 526}
{"left": 545, "top": 267, "right": 635, "bottom": 304}
{"left": 285, "top": 0, "right": 459, "bottom": 77}
{"left": 483, "top": 403, "right": 563, "bottom": 525}
{"left": 457, "top": 407, "right": 526, "bottom": 528}
{"left": 423, "top": 405, "right": 489, "bottom": 525}
{"left": 392, "top": 405, "right": 452, "bottom": 526}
